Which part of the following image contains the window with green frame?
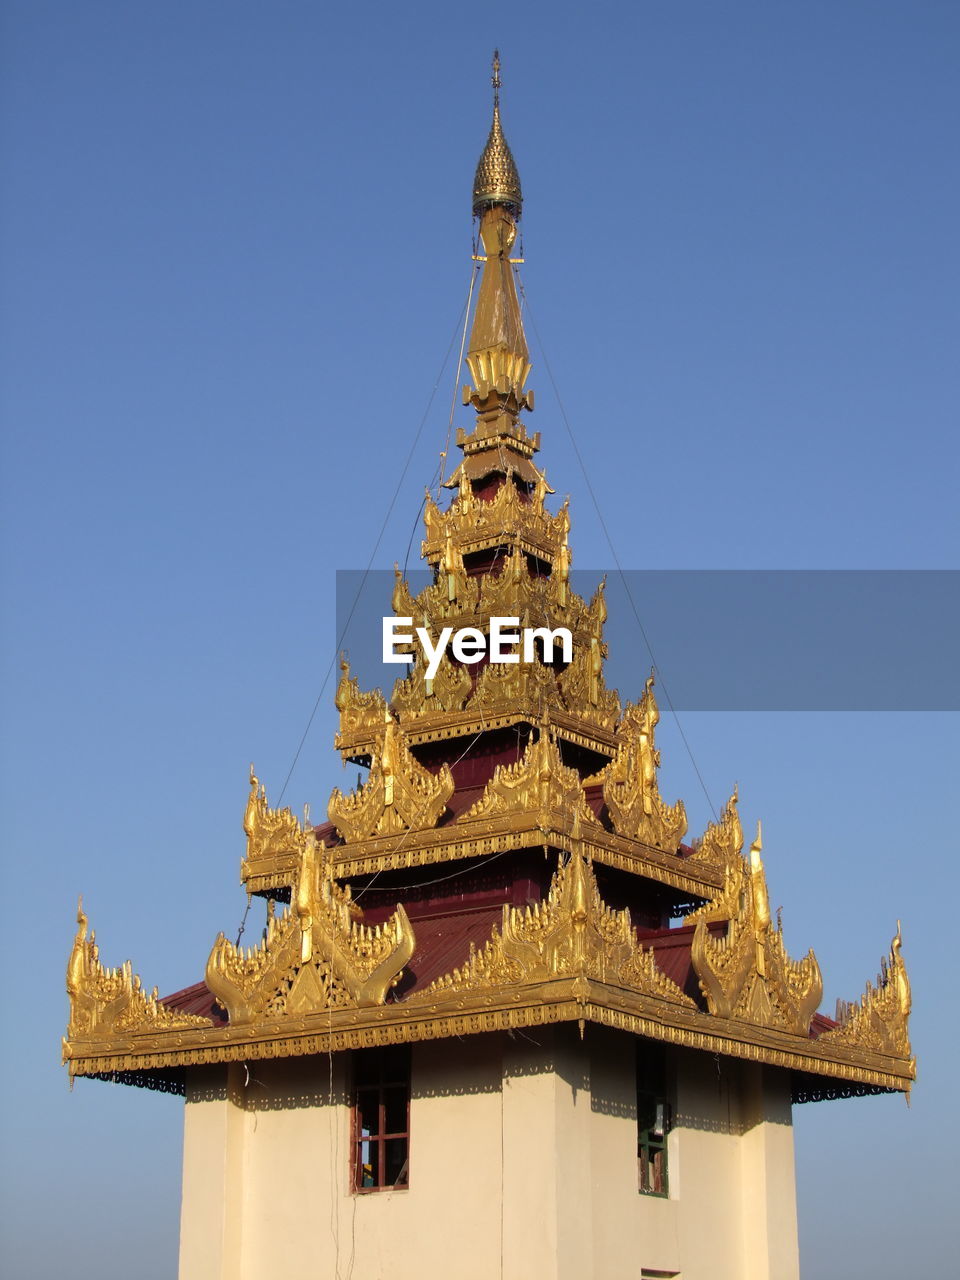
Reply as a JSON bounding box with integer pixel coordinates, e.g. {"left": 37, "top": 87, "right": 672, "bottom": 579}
{"left": 637, "top": 1042, "right": 670, "bottom": 1196}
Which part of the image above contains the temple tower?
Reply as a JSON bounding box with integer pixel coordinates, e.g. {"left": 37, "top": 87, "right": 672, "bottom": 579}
{"left": 64, "top": 56, "right": 914, "bottom": 1280}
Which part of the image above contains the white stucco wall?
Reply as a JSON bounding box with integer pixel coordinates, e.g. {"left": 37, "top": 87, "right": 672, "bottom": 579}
{"left": 178, "top": 1027, "right": 799, "bottom": 1280}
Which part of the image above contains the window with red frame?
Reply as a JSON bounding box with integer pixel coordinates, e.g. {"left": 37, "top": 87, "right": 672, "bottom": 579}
{"left": 352, "top": 1045, "right": 411, "bottom": 1192}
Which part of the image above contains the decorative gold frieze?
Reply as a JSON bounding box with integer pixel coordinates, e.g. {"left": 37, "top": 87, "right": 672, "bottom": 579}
{"left": 65, "top": 902, "right": 211, "bottom": 1047}
{"left": 422, "top": 481, "right": 568, "bottom": 564}
{"left": 423, "top": 847, "right": 694, "bottom": 1004}
{"left": 64, "top": 990, "right": 916, "bottom": 1095}
{"left": 819, "top": 925, "right": 912, "bottom": 1061}
{"left": 206, "top": 834, "right": 415, "bottom": 1022}
{"left": 588, "top": 677, "right": 686, "bottom": 849}
{"left": 691, "top": 825, "right": 823, "bottom": 1036}
{"left": 328, "top": 713, "right": 454, "bottom": 842}
{"left": 460, "top": 730, "right": 598, "bottom": 829}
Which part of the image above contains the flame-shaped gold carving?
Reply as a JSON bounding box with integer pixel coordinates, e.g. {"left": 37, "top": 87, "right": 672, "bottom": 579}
{"left": 65, "top": 901, "right": 211, "bottom": 1047}
{"left": 334, "top": 658, "right": 387, "bottom": 751}
{"left": 243, "top": 764, "right": 304, "bottom": 865}
{"left": 691, "top": 825, "right": 822, "bottom": 1035}
{"left": 391, "top": 651, "right": 472, "bottom": 720}
{"left": 557, "top": 640, "right": 620, "bottom": 732}
{"left": 819, "top": 925, "right": 912, "bottom": 1060}
{"left": 587, "top": 677, "right": 686, "bottom": 849}
{"left": 461, "top": 731, "right": 598, "bottom": 829}
{"left": 468, "top": 655, "right": 560, "bottom": 715}
{"left": 328, "top": 714, "right": 454, "bottom": 842}
{"left": 689, "top": 787, "right": 742, "bottom": 868}
{"left": 205, "top": 834, "right": 415, "bottom": 1022}
{"left": 422, "top": 847, "right": 693, "bottom": 1003}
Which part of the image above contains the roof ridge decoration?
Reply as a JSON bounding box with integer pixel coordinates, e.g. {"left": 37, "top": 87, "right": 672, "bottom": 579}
{"left": 328, "top": 712, "right": 454, "bottom": 843}
{"left": 391, "top": 648, "right": 473, "bottom": 719}
{"left": 206, "top": 833, "right": 415, "bottom": 1022}
{"left": 334, "top": 660, "right": 387, "bottom": 750}
{"left": 690, "top": 824, "right": 823, "bottom": 1036}
{"left": 586, "top": 675, "right": 687, "bottom": 851}
{"left": 687, "top": 786, "right": 742, "bottom": 869}
{"left": 240, "top": 764, "right": 307, "bottom": 885}
{"left": 421, "top": 844, "right": 695, "bottom": 1004}
{"left": 460, "top": 730, "right": 600, "bottom": 831}
{"left": 64, "top": 821, "right": 914, "bottom": 1096}
{"left": 64, "top": 901, "right": 213, "bottom": 1056}
{"left": 819, "top": 925, "right": 913, "bottom": 1061}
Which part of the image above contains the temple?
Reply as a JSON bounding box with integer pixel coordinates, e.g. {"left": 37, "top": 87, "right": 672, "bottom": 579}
{"left": 64, "top": 55, "right": 914, "bottom": 1280}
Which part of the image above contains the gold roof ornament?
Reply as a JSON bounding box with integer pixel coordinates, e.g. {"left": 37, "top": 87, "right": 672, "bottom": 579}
{"left": 421, "top": 845, "right": 694, "bottom": 1001}
{"left": 472, "top": 50, "right": 522, "bottom": 219}
{"left": 691, "top": 824, "right": 824, "bottom": 1036}
{"left": 464, "top": 50, "right": 533, "bottom": 431}
{"left": 327, "top": 711, "right": 454, "bottom": 842}
{"left": 63, "top": 66, "right": 915, "bottom": 1104}
{"left": 206, "top": 832, "right": 415, "bottom": 1022}
{"left": 64, "top": 899, "right": 212, "bottom": 1056}
{"left": 820, "top": 923, "right": 913, "bottom": 1062}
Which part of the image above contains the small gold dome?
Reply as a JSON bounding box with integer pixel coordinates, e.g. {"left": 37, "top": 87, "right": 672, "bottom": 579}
{"left": 472, "top": 55, "right": 522, "bottom": 219}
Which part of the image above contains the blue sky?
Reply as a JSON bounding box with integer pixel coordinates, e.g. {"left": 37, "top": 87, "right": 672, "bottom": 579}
{"left": 1, "top": 3, "right": 957, "bottom": 1277}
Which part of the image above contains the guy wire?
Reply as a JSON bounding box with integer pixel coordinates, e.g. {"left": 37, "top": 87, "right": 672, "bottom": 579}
{"left": 274, "top": 269, "right": 478, "bottom": 808}
{"left": 514, "top": 267, "right": 719, "bottom": 822}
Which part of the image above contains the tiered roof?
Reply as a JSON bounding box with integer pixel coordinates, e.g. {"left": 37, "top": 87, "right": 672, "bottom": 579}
{"left": 64, "top": 59, "right": 914, "bottom": 1103}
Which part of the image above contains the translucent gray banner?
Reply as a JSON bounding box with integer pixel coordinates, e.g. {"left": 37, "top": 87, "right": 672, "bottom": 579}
{"left": 335, "top": 570, "right": 959, "bottom": 710}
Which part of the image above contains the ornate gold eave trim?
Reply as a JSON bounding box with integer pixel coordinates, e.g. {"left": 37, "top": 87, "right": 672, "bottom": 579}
{"left": 338, "top": 706, "right": 620, "bottom": 760}
{"left": 328, "top": 809, "right": 723, "bottom": 897}
{"left": 64, "top": 973, "right": 915, "bottom": 1094}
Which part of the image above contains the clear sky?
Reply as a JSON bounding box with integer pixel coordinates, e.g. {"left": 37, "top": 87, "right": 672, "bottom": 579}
{"left": 1, "top": 3, "right": 957, "bottom": 1277}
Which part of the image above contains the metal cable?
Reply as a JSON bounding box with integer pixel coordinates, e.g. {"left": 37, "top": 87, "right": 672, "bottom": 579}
{"left": 514, "top": 267, "right": 718, "bottom": 822}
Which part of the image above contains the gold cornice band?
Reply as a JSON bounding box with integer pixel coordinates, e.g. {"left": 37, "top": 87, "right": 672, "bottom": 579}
{"left": 65, "top": 977, "right": 915, "bottom": 1095}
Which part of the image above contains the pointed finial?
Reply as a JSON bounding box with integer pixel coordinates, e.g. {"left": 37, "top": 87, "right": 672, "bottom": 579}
{"left": 750, "top": 819, "right": 763, "bottom": 865}
{"left": 473, "top": 51, "right": 522, "bottom": 218}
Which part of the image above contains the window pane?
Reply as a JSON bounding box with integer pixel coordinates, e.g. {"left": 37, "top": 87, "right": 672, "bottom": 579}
{"left": 651, "top": 1149, "right": 665, "bottom": 1195}
{"left": 384, "top": 1137, "right": 409, "bottom": 1188}
{"left": 384, "top": 1086, "right": 407, "bottom": 1135}
{"left": 356, "top": 1088, "right": 379, "bottom": 1138}
{"left": 358, "top": 1139, "right": 378, "bottom": 1188}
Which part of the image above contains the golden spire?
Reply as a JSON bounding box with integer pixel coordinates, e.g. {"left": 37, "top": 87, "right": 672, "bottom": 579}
{"left": 472, "top": 50, "right": 522, "bottom": 219}
{"left": 465, "top": 51, "right": 532, "bottom": 430}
